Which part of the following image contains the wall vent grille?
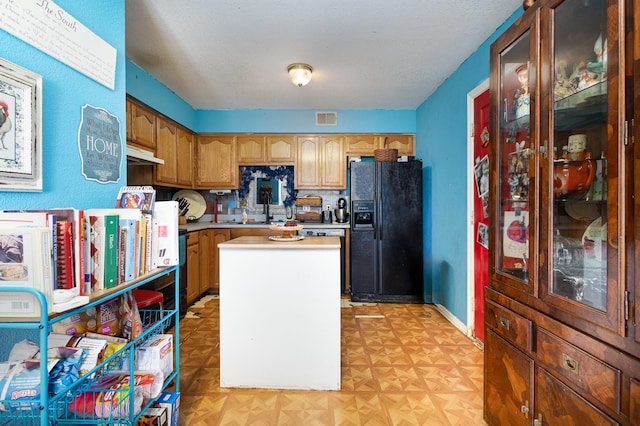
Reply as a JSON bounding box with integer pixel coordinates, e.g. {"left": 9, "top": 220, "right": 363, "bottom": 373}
{"left": 316, "top": 112, "right": 337, "bottom": 126}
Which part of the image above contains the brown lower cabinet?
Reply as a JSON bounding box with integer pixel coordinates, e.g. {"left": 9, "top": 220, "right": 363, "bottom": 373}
{"left": 186, "top": 232, "right": 200, "bottom": 306}
{"left": 186, "top": 228, "right": 231, "bottom": 306}
{"left": 484, "top": 289, "right": 633, "bottom": 425}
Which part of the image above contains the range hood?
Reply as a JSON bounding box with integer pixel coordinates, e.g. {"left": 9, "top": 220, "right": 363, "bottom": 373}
{"left": 126, "top": 144, "right": 164, "bottom": 165}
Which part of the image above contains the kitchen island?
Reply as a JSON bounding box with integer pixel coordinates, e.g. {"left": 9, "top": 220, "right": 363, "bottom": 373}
{"left": 218, "top": 235, "right": 341, "bottom": 390}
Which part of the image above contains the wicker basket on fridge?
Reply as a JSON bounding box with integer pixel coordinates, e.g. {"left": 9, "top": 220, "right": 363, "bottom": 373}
{"left": 374, "top": 137, "right": 398, "bottom": 162}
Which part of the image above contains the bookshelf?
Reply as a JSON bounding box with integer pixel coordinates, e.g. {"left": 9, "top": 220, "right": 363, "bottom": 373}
{"left": 0, "top": 266, "right": 179, "bottom": 425}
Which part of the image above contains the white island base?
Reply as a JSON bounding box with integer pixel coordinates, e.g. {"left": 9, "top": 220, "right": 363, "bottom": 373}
{"left": 219, "top": 236, "right": 341, "bottom": 390}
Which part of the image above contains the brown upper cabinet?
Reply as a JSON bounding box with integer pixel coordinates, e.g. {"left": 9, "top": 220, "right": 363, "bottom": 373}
{"left": 176, "top": 127, "right": 194, "bottom": 188}
{"left": 265, "top": 135, "right": 295, "bottom": 164}
{"left": 345, "top": 134, "right": 377, "bottom": 156}
{"left": 237, "top": 134, "right": 296, "bottom": 165}
{"left": 155, "top": 116, "right": 178, "bottom": 185}
{"left": 384, "top": 134, "right": 414, "bottom": 156}
{"left": 236, "top": 135, "right": 266, "bottom": 165}
{"left": 346, "top": 134, "right": 415, "bottom": 157}
{"left": 128, "top": 99, "right": 156, "bottom": 150}
{"left": 295, "top": 135, "right": 346, "bottom": 189}
{"left": 196, "top": 134, "right": 238, "bottom": 189}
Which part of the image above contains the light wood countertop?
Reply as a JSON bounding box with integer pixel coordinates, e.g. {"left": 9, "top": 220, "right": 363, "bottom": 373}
{"left": 219, "top": 235, "right": 340, "bottom": 249}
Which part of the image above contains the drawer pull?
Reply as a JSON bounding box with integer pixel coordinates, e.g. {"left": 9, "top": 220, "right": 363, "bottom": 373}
{"left": 520, "top": 400, "right": 530, "bottom": 418}
{"left": 562, "top": 354, "right": 579, "bottom": 374}
{"left": 499, "top": 316, "right": 510, "bottom": 329}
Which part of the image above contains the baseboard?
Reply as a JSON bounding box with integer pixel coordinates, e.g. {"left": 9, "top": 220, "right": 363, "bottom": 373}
{"left": 434, "top": 303, "right": 468, "bottom": 336}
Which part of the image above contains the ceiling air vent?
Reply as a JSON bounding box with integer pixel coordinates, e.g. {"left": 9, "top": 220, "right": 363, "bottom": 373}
{"left": 316, "top": 112, "right": 337, "bottom": 126}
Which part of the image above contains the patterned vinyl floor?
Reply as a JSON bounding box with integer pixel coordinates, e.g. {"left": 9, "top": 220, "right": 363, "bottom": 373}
{"left": 167, "top": 295, "right": 486, "bottom": 425}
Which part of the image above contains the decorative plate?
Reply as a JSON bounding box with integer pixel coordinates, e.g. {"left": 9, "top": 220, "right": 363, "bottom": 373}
{"left": 581, "top": 217, "right": 607, "bottom": 262}
{"left": 172, "top": 189, "right": 206, "bottom": 219}
{"left": 268, "top": 235, "right": 305, "bottom": 242}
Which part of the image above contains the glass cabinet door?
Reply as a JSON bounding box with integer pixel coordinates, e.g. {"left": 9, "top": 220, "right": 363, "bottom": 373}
{"left": 540, "top": 0, "right": 620, "bottom": 332}
{"left": 490, "top": 11, "right": 538, "bottom": 295}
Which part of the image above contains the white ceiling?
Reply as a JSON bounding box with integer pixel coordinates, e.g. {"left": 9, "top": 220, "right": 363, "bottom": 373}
{"left": 125, "top": 0, "right": 521, "bottom": 111}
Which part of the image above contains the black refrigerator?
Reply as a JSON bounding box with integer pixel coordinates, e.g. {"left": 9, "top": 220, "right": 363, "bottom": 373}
{"left": 350, "top": 160, "right": 423, "bottom": 302}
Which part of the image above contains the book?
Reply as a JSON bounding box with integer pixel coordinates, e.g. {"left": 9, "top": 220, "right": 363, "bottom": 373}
{"left": 117, "top": 224, "right": 127, "bottom": 284}
{"left": 85, "top": 208, "right": 145, "bottom": 282}
{"left": 55, "top": 221, "right": 74, "bottom": 290}
{"left": 0, "top": 211, "right": 58, "bottom": 290}
{"left": 87, "top": 214, "right": 105, "bottom": 292}
{"left": 115, "top": 185, "right": 156, "bottom": 213}
{"left": 118, "top": 218, "right": 136, "bottom": 282}
{"left": 152, "top": 201, "right": 179, "bottom": 267}
{"left": 143, "top": 212, "right": 154, "bottom": 273}
{"left": 42, "top": 209, "right": 86, "bottom": 296}
{"left": 103, "top": 214, "right": 119, "bottom": 289}
{"left": 0, "top": 226, "right": 54, "bottom": 317}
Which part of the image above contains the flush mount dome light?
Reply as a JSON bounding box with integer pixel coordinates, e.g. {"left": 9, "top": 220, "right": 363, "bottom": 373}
{"left": 287, "top": 63, "right": 313, "bottom": 87}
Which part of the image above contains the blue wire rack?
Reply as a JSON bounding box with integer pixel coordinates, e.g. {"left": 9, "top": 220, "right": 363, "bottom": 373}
{"left": 0, "top": 265, "right": 179, "bottom": 425}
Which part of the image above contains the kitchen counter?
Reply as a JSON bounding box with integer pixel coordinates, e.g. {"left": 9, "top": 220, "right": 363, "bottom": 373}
{"left": 180, "top": 220, "right": 350, "bottom": 233}
{"left": 218, "top": 236, "right": 341, "bottom": 390}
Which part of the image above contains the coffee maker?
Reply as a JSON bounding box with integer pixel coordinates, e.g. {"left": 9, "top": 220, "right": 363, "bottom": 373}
{"left": 335, "top": 197, "right": 349, "bottom": 223}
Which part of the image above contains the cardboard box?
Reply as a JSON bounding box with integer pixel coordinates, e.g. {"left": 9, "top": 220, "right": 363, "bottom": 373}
{"left": 154, "top": 392, "right": 180, "bottom": 426}
{"left": 137, "top": 406, "right": 167, "bottom": 426}
{"left": 136, "top": 334, "right": 174, "bottom": 381}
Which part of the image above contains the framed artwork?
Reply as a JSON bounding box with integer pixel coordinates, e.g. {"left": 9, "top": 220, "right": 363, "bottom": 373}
{"left": 0, "top": 58, "right": 43, "bottom": 192}
{"left": 477, "top": 222, "right": 489, "bottom": 249}
{"left": 474, "top": 155, "right": 489, "bottom": 197}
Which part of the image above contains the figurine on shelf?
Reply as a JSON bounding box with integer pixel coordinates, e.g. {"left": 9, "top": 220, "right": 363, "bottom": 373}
{"left": 554, "top": 59, "right": 577, "bottom": 101}
{"left": 512, "top": 63, "right": 530, "bottom": 126}
{"left": 590, "top": 32, "right": 607, "bottom": 79}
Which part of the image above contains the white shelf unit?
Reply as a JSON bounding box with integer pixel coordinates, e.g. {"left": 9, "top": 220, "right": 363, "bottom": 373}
{"left": 0, "top": 265, "right": 179, "bottom": 425}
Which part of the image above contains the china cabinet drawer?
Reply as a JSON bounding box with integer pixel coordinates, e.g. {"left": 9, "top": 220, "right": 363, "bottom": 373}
{"left": 485, "top": 300, "right": 532, "bottom": 353}
{"left": 631, "top": 379, "right": 640, "bottom": 422}
{"left": 535, "top": 367, "right": 618, "bottom": 426}
{"left": 535, "top": 327, "right": 620, "bottom": 411}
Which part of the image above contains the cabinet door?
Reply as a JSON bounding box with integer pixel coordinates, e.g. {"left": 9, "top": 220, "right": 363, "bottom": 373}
{"left": 321, "top": 135, "right": 346, "bottom": 188}
{"left": 266, "top": 135, "right": 295, "bottom": 164}
{"left": 130, "top": 102, "right": 156, "bottom": 149}
{"left": 382, "top": 134, "right": 414, "bottom": 156}
{"left": 176, "top": 127, "right": 194, "bottom": 188}
{"left": 538, "top": 0, "right": 622, "bottom": 333}
{"left": 534, "top": 367, "right": 617, "bottom": 426}
{"left": 489, "top": 7, "right": 539, "bottom": 296}
{"left": 199, "top": 230, "right": 211, "bottom": 294}
{"left": 484, "top": 330, "right": 533, "bottom": 426}
{"left": 346, "top": 134, "right": 377, "bottom": 156}
{"left": 126, "top": 99, "right": 132, "bottom": 141}
{"left": 295, "top": 135, "right": 321, "bottom": 188}
{"left": 211, "top": 228, "right": 230, "bottom": 291}
{"left": 631, "top": 0, "right": 640, "bottom": 346}
{"left": 155, "top": 117, "right": 178, "bottom": 185}
{"left": 186, "top": 234, "right": 200, "bottom": 305}
{"left": 196, "top": 135, "right": 238, "bottom": 189}
{"left": 237, "top": 135, "right": 265, "bottom": 164}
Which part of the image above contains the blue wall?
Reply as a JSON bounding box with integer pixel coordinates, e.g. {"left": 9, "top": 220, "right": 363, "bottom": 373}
{"left": 0, "top": 1, "right": 126, "bottom": 212}
{"left": 196, "top": 109, "right": 415, "bottom": 134}
{"left": 0, "top": 0, "right": 126, "bottom": 358}
{"left": 0, "top": 1, "right": 525, "bottom": 338}
{"left": 415, "top": 9, "right": 522, "bottom": 323}
{"left": 127, "top": 60, "right": 197, "bottom": 131}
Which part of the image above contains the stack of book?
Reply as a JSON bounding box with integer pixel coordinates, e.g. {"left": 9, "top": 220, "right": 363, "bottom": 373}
{"left": 0, "top": 186, "right": 179, "bottom": 317}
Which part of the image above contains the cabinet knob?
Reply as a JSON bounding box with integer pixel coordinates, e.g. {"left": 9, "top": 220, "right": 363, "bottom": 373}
{"left": 562, "top": 353, "right": 579, "bottom": 374}
{"left": 534, "top": 413, "right": 543, "bottom": 425}
{"left": 521, "top": 400, "right": 530, "bottom": 418}
{"left": 499, "top": 316, "right": 510, "bottom": 329}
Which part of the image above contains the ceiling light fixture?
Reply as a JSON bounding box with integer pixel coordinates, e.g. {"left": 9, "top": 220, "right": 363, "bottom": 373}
{"left": 287, "top": 63, "right": 313, "bottom": 87}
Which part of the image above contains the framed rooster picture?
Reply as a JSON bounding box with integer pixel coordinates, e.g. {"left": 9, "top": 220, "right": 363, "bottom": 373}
{"left": 0, "top": 58, "right": 42, "bottom": 191}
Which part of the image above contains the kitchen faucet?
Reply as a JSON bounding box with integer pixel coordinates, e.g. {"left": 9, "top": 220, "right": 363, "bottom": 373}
{"left": 262, "top": 192, "right": 273, "bottom": 222}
